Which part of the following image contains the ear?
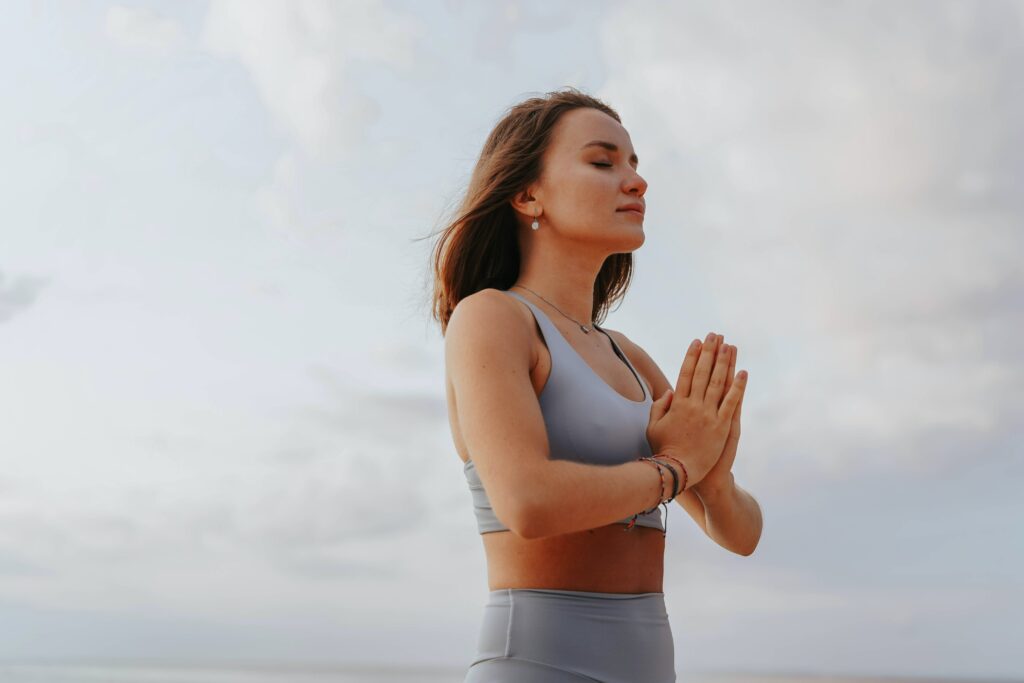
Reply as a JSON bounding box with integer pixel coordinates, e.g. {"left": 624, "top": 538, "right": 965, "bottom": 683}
{"left": 510, "top": 187, "right": 541, "bottom": 222}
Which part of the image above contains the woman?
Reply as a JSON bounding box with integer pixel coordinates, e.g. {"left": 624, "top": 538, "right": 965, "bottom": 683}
{"left": 428, "top": 88, "right": 756, "bottom": 682}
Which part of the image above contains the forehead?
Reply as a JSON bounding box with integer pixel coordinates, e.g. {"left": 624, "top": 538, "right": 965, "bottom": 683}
{"left": 552, "top": 107, "right": 633, "bottom": 153}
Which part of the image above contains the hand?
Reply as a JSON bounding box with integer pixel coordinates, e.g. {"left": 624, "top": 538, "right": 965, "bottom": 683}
{"left": 646, "top": 332, "right": 748, "bottom": 489}
{"left": 694, "top": 340, "right": 745, "bottom": 498}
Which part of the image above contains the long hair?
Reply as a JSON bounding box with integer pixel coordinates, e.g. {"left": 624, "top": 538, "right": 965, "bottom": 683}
{"left": 420, "top": 87, "right": 637, "bottom": 336}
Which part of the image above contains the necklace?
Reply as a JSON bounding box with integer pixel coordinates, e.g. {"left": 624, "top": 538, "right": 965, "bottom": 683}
{"left": 511, "top": 284, "right": 596, "bottom": 334}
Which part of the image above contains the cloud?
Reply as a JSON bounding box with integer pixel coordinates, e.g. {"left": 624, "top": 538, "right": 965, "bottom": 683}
{"left": 0, "top": 369, "right": 451, "bottom": 615}
{"left": 0, "top": 270, "right": 49, "bottom": 324}
{"left": 597, "top": 1, "right": 1024, "bottom": 479}
{"left": 104, "top": 5, "right": 184, "bottom": 55}
{"left": 199, "top": 0, "right": 423, "bottom": 158}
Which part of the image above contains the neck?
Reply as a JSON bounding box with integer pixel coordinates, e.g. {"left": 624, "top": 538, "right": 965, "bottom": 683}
{"left": 513, "top": 222, "right": 623, "bottom": 324}
{"left": 512, "top": 271, "right": 598, "bottom": 326}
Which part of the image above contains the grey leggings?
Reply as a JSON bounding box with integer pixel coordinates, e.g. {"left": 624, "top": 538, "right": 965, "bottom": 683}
{"left": 463, "top": 588, "right": 676, "bottom": 682}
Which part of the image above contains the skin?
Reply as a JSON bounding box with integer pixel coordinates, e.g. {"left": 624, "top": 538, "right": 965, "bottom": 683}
{"left": 510, "top": 107, "right": 648, "bottom": 326}
{"left": 445, "top": 107, "right": 747, "bottom": 593}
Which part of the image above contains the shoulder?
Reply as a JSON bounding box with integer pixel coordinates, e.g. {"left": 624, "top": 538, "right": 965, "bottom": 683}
{"left": 448, "top": 288, "right": 529, "bottom": 333}
{"left": 601, "top": 327, "right": 671, "bottom": 399}
{"left": 600, "top": 327, "right": 655, "bottom": 371}
{"left": 445, "top": 288, "right": 535, "bottom": 367}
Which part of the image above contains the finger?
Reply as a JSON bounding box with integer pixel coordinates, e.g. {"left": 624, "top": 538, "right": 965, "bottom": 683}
{"left": 729, "top": 346, "right": 738, "bottom": 402}
{"left": 730, "top": 366, "right": 744, "bottom": 427}
{"left": 689, "top": 332, "right": 720, "bottom": 401}
{"left": 721, "top": 344, "right": 736, "bottom": 406}
{"left": 737, "top": 348, "right": 745, "bottom": 421}
{"left": 718, "top": 368, "right": 748, "bottom": 421}
{"left": 704, "top": 335, "right": 731, "bottom": 407}
{"left": 674, "top": 337, "right": 703, "bottom": 398}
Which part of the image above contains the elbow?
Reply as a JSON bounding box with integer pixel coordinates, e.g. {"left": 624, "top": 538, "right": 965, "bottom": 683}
{"left": 739, "top": 535, "right": 762, "bottom": 557}
{"left": 490, "top": 500, "right": 536, "bottom": 539}
{"left": 493, "top": 487, "right": 550, "bottom": 539}
{"left": 507, "top": 500, "right": 549, "bottom": 540}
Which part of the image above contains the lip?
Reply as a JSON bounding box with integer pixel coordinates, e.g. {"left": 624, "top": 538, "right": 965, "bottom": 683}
{"left": 616, "top": 203, "right": 645, "bottom": 216}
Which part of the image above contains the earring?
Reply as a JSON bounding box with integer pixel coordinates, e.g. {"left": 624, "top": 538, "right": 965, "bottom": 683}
{"left": 531, "top": 209, "right": 540, "bottom": 230}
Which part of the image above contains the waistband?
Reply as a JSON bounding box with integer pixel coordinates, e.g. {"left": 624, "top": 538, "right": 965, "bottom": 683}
{"left": 489, "top": 587, "right": 664, "bottom": 600}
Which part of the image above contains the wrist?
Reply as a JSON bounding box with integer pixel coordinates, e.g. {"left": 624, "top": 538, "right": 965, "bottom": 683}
{"left": 651, "top": 450, "right": 692, "bottom": 489}
{"left": 692, "top": 472, "right": 735, "bottom": 504}
{"left": 651, "top": 453, "right": 687, "bottom": 496}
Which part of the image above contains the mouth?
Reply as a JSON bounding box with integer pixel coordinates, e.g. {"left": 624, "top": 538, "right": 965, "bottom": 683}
{"left": 618, "top": 209, "right": 644, "bottom": 217}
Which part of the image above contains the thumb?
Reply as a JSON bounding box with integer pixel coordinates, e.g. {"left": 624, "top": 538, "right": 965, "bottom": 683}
{"left": 650, "top": 388, "right": 673, "bottom": 421}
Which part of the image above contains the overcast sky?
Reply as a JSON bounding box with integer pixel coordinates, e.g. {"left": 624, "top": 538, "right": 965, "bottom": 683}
{"left": 1, "top": 1, "right": 1021, "bottom": 679}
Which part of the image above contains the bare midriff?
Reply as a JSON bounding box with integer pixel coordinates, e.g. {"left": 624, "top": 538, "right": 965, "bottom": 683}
{"left": 481, "top": 523, "right": 665, "bottom": 594}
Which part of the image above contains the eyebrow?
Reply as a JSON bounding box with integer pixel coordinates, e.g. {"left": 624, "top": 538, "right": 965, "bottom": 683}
{"left": 580, "top": 140, "right": 639, "bottom": 166}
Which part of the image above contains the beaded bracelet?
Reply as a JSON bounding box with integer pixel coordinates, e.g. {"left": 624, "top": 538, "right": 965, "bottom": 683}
{"left": 624, "top": 455, "right": 682, "bottom": 536}
{"left": 658, "top": 458, "right": 680, "bottom": 505}
{"left": 638, "top": 456, "right": 668, "bottom": 511}
{"left": 647, "top": 456, "right": 681, "bottom": 504}
{"left": 649, "top": 456, "right": 681, "bottom": 536}
{"left": 654, "top": 453, "right": 689, "bottom": 494}
{"left": 623, "top": 457, "right": 663, "bottom": 532}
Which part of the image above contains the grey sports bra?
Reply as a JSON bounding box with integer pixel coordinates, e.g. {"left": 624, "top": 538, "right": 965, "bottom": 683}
{"left": 462, "top": 288, "right": 664, "bottom": 534}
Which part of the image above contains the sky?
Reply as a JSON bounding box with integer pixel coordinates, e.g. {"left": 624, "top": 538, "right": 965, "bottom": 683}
{"left": 1, "top": 0, "right": 1022, "bottom": 679}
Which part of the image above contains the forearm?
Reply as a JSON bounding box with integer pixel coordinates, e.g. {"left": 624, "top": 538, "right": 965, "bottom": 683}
{"left": 693, "top": 476, "right": 763, "bottom": 555}
{"left": 521, "top": 458, "right": 664, "bottom": 539}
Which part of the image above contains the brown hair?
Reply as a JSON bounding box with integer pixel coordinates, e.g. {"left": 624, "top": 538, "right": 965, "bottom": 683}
{"left": 418, "top": 86, "right": 637, "bottom": 336}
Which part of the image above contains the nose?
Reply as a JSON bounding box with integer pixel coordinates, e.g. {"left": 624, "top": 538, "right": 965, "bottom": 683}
{"left": 625, "top": 169, "right": 647, "bottom": 196}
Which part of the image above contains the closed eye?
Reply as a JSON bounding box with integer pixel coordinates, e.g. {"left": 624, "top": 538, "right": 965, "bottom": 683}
{"left": 592, "top": 162, "right": 612, "bottom": 168}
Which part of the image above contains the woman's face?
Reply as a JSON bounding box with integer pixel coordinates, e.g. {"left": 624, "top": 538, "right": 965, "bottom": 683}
{"left": 531, "top": 107, "right": 648, "bottom": 250}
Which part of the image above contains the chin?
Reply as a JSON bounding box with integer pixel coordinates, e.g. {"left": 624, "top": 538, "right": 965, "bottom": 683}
{"left": 614, "top": 229, "right": 645, "bottom": 252}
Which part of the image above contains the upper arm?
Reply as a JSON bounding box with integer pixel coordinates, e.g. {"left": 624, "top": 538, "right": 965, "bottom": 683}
{"left": 445, "top": 289, "right": 551, "bottom": 536}
{"left": 604, "top": 328, "right": 709, "bottom": 534}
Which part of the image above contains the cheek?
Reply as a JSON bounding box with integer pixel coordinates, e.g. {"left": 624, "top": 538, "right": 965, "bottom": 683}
{"left": 568, "top": 170, "right": 615, "bottom": 204}
{"left": 545, "top": 166, "right": 616, "bottom": 221}
{"left": 560, "top": 187, "right": 608, "bottom": 224}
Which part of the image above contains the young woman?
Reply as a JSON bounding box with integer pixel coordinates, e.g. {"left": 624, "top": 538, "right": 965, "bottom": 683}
{"left": 428, "top": 88, "right": 756, "bottom": 682}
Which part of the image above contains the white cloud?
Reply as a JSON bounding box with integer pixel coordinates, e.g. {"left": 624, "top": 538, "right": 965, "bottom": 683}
{"left": 597, "top": 1, "right": 1024, "bottom": 481}
{"left": 199, "top": 0, "right": 423, "bottom": 158}
{"left": 104, "top": 5, "right": 184, "bottom": 54}
{"left": 0, "top": 270, "right": 49, "bottom": 324}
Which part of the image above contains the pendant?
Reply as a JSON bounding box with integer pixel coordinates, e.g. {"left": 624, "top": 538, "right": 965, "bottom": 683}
{"left": 580, "top": 324, "right": 592, "bottom": 334}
